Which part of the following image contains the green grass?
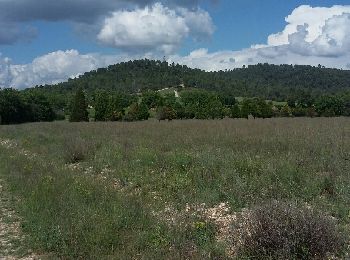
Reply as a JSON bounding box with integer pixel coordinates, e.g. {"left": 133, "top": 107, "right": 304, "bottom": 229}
{"left": 0, "top": 117, "right": 349, "bottom": 258}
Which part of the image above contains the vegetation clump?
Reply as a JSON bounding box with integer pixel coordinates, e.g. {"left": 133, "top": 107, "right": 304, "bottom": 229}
{"left": 234, "top": 200, "right": 345, "bottom": 259}
{"left": 69, "top": 87, "right": 89, "bottom": 122}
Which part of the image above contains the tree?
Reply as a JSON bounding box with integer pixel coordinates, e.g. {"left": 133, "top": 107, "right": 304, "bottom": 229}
{"left": 156, "top": 106, "right": 176, "bottom": 121}
{"left": 280, "top": 104, "right": 292, "bottom": 117}
{"left": 0, "top": 88, "right": 29, "bottom": 124}
{"left": 240, "top": 99, "right": 250, "bottom": 119}
{"left": 230, "top": 104, "right": 241, "bottom": 118}
{"left": 292, "top": 106, "right": 306, "bottom": 117}
{"left": 137, "top": 101, "right": 150, "bottom": 120}
{"left": 94, "top": 90, "right": 109, "bottom": 121}
{"left": 124, "top": 102, "right": 149, "bottom": 121}
{"left": 315, "top": 95, "right": 344, "bottom": 117}
{"left": 69, "top": 88, "right": 89, "bottom": 122}
{"left": 24, "top": 93, "right": 55, "bottom": 122}
{"left": 256, "top": 99, "right": 273, "bottom": 118}
{"left": 142, "top": 90, "right": 164, "bottom": 108}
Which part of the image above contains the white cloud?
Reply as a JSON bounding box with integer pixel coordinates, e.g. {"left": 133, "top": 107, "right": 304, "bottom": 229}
{"left": 171, "top": 5, "right": 350, "bottom": 71}
{"left": 97, "top": 3, "right": 214, "bottom": 54}
{"left": 267, "top": 5, "right": 350, "bottom": 46}
{"left": 0, "top": 50, "right": 121, "bottom": 89}
{"left": 0, "top": 0, "right": 211, "bottom": 44}
{"left": 0, "top": 50, "right": 159, "bottom": 89}
{"left": 169, "top": 46, "right": 350, "bottom": 72}
{"left": 2, "top": 5, "right": 350, "bottom": 89}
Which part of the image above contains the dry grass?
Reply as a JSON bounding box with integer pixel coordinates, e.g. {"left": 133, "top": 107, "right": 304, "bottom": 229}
{"left": 0, "top": 117, "right": 349, "bottom": 258}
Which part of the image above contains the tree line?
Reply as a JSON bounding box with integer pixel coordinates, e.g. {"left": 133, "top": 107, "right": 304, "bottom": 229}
{"left": 0, "top": 88, "right": 56, "bottom": 125}
{"left": 29, "top": 60, "right": 350, "bottom": 112}
{"left": 68, "top": 87, "right": 350, "bottom": 123}
{"left": 1, "top": 86, "right": 350, "bottom": 125}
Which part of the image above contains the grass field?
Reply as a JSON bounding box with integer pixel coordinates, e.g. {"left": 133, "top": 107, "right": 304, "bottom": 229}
{"left": 0, "top": 118, "right": 349, "bottom": 259}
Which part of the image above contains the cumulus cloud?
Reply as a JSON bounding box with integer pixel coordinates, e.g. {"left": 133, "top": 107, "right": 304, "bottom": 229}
{"left": 0, "top": 0, "right": 214, "bottom": 44}
{"left": 267, "top": 5, "right": 350, "bottom": 46}
{"left": 0, "top": 50, "right": 119, "bottom": 89}
{"left": 169, "top": 46, "right": 350, "bottom": 72}
{"left": 97, "top": 3, "right": 214, "bottom": 54}
{"left": 175, "top": 5, "right": 350, "bottom": 71}
{"left": 0, "top": 50, "right": 159, "bottom": 89}
{"left": 2, "top": 5, "right": 350, "bottom": 89}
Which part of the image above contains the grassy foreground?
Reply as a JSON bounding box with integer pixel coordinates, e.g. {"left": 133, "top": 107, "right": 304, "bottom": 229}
{"left": 0, "top": 118, "right": 349, "bottom": 259}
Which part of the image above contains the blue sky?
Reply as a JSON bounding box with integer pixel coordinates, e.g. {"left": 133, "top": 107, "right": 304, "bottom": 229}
{"left": 1, "top": 0, "right": 350, "bottom": 88}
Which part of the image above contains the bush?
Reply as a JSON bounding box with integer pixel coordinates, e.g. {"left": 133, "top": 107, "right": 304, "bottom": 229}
{"left": 234, "top": 201, "right": 345, "bottom": 259}
{"left": 63, "top": 137, "right": 99, "bottom": 164}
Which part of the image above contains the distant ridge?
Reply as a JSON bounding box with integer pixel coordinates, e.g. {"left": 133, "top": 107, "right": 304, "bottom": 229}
{"left": 31, "top": 59, "right": 350, "bottom": 101}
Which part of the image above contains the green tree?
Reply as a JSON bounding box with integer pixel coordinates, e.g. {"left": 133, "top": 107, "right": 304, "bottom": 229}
{"left": 0, "top": 88, "right": 29, "bottom": 124}
{"left": 142, "top": 90, "right": 164, "bottom": 108}
{"left": 230, "top": 104, "right": 241, "bottom": 118}
{"left": 315, "top": 95, "right": 344, "bottom": 117}
{"left": 124, "top": 102, "right": 149, "bottom": 121}
{"left": 137, "top": 101, "right": 150, "bottom": 120}
{"left": 23, "top": 92, "right": 55, "bottom": 122}
{"left": 156, "top": 106, "right": 176, "bottom": 121}
{"left": 280, "top": 104, "right": 292, "bottom": 117}
{"left": 256, "top": 99, "right": 273, "bottom": 118}
{"left": 69, "top": 88, "right": 89, "bottom": 122}
{"left": 94, "top": 90, "right": 109, "bottom": 121}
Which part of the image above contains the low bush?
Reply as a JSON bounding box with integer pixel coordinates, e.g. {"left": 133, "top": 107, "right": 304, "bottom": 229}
{"left": 234, "top": 200, "right": 345, "bottom": 259}
{"left": 63, "top": 137, "right": 99, "bottom": 164}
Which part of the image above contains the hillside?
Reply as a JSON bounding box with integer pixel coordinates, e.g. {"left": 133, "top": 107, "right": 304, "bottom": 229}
{"left": 28, "top": 60, "right": 350, "bottom": 108}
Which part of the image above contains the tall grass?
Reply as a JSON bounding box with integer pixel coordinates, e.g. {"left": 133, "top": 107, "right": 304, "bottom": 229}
{"left": 0, "top": 117, "right": 349, "bottom": 258}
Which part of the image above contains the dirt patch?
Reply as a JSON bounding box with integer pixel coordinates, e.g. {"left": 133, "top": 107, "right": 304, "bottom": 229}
{"left": 0, "top": 179, "right": 36, "bottom": 259}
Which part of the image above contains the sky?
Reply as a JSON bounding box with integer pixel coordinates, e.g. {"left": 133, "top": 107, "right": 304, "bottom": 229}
{"left": 1, "top": 0, "right": 350, "bottom": 89}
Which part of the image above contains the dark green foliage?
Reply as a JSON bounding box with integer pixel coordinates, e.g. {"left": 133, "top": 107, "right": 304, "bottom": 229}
{"left": 180, "top": 89, "right": 224, "bottom": 119}
{"left": 23, "top": 92, "right": 56, "bottom": 122}
{"left": 235, "top": 201, "right": 345, "bottom": 259}
{"left": 315, "top": 95, "right": 344, "bottom": 117}
{"left": 156, "top": 106, "right": 176, "bottom": 121}
{"left": 280, "top": 104, "right": 292, "bottom": 117}
{"left": 124, "top": 102, "right": 150, "bottom": 121}
{"left": 230, "top": 104, "right": 242, "bottom": 118}
{"left": 219, "top": 92, "right": 236, "bottom": 107}
{"left": 0, "top": 88, "right": 29, "bottom": 124}
{"left": 30, "top": 60, "right": 350, "bottom": 105}
{"left": 69, "top": 88, "right": 89, "bottom": 122}
{"left": 342, "top": 93, "right": 350, "bottom": 116}
{"left": 292, "top": 106, "right": 307, "bottom": 117}
{"left": 240, "top": 98, "right": 274, "bottom": 119}
{"left": 0, "top": 88, "right": 55, "bottom": 124}
{"left": 173, "top": 102, "right": 185, "bottom": 119}
{"left": 94, "top": 90, "right": 109, "bottom": 121}
{"left": 137, "top": 102, "right": 150, "bottom": 121}
{"left": 2, "top": 60, "right": 350, "bottom": 124}
{"left": 142, "top": 90, "right": 164, "bottom": 108}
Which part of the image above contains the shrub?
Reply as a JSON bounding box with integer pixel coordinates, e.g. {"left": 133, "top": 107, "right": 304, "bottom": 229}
{"left": 69, "top": 88, "right": 89, "bottom": 122}
{"left": 234, "top": 201, "right": 345, "bottom": 259}
{"left": 63, "top": 137, "right": 98, "bottom": 164}
{"left": 156, "top": 106, "right": 176, "bottom": 121}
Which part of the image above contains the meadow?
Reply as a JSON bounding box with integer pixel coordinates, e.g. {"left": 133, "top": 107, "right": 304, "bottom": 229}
{"left": 0, "top": 117, "right": 349, "bottom": 259}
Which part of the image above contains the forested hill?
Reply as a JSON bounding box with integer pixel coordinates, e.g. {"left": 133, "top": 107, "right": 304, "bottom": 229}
{"left": 32, "top": 59, "right": 350, "bottom": 102}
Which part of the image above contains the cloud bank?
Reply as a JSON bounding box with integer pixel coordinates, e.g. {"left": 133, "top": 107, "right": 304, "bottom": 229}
{"left": 97, "top": 3, "right": 214, "bottom": 54}
{"left": 1, "top": 5, "right": 350, "bottom": 89}
{"left": 0, "top": 0, "right": 212, "bottom": 44}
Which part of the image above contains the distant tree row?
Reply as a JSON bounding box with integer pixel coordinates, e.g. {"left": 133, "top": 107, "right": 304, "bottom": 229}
{"left": 2, "top": 86, "right": 349, "bottom": 125}
{"left": 31, "top": 60, "right": 350, "bottom": 106}
{"left": 0, "top": 88, "right": 55, "bottom": 125}
{"left": 67, "top": 88, "right": 350, "bottom": 123}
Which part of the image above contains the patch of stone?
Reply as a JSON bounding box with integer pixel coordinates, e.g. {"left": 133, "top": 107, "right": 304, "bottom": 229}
{"left": 0, "top": 179, "right": 36, "bottom": 259}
